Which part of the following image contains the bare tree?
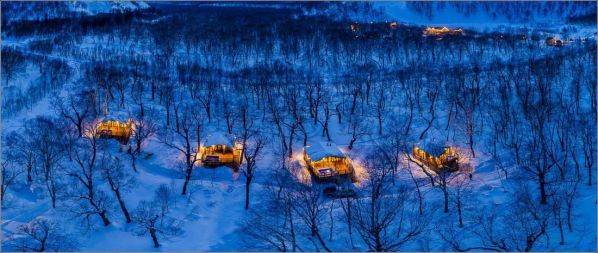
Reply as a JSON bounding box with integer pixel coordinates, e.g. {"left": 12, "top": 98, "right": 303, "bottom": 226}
{"left": 222, "top": 98, "right": 236, "bottom": 134}
{"left": 450, "top": 173, "right": 472, "bottom": 228}
{"left": 241, "top": 181, "right": 300, "bottom": 251}
{"left": 154, "top": 183, "right": 173, "bottom": 219}
{"left": 52, "top": 90, "right": 94, "bottom": 137}
{"left": 241, "top": 133, "right": 267, "bottom": 210}
{"left": 128, "top": 113, "right": 158, "bottom": 172}
{"left": 25, "top": 117, "right": 65, "bottom": 208}
{"left": 160, "top": 103, "right": 202, "bottom": 195}
{"left": 407, "top": 152, "right": 460, "bottom": 213}
{"left": 518, "top": 62, "right": 558, "bottom": 204}
{"left": 381, "top": 125, "right": 426, "bottom": 214}
{"left": 4, "top": 131, "right": 35, "bottom": 183}
{"left": 108, "top": 67, "right": 127, "bottom": 108}
{"left": 1, "top": 46, "right": 27, "bottom": 87}
{"left": 285, "top": 84, "right": 309, "bottom": 156}
{"left": 455, "top": 84, "right": 481, "bottom": 158}
{"left": 451, "top": 186, "right": 550, "bottom": 252}
{"left": 101, "top": 154, "right": 136, "bottom": 224}
{"left": 339, "top": 196, "right": 356, "bottom": 250}
{"left": 306, "top": 77, "right": 324, "bottom": 125}
{"left": 132, "top": 200, "right": 183, "bottom": 248}
{"left": 318, "top": 93, "right": 335, "bottom": 142}
{"left": 90, "top": 65, "right": 115, "bottom": 115}
{"left": 196, "top": 79, "right": 217, "bottom": 123}
{"left": 235, "top": 101, "right": 254, "bottom": 165}
{"left": 520, "top": 132, "right": 556, "bottom": 205}
{"left": 292, "top": 185, "right": 332, "bottom": 252}
{"left": 68, "top": 123, "right": 112, "bottom": 227}
{"left": 351, "top": 155, "right": 430, "bottom": 251}
{"left": 581, "top": 117, "right": 595, "bottom": 186}
{"left": 266, "top": 90, "right": 289, "bottom": 157}
{"left": 159, "top": 82, "right": 176, "bottom": 127}
{"left": 347, "top": 114, "right": 368, "bottom": 150}
{"left": 372, "top": 80, "right": 391, "bottom": 136}
{"left": 547, "top": 152, "right": 581, "bottom": 245}
{"left": 5, "top": 218, "right": 77, "bottom": 252}
{"left": 1, "top": 154, "right": 23, "bottom": 202}
{"left": 130, "top": 57, "right": 147, "bottom": 116}
{"left": 417, "top": 75, "right": 440, "bottom": 140}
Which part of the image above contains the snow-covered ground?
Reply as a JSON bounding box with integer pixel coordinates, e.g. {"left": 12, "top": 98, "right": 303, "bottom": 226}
{"left": 1, "top": 1, "right": 150, "bottom": 23}
{"left": 373, "top": 1, "right": 597, "bottom": 39}
{"left": 1, "top": 2, "right": 596, "bottom": 252}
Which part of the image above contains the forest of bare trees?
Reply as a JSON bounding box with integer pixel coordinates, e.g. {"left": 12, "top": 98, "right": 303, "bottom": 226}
{"left": 1, "top": 2, "right": 596, "bottom": 251}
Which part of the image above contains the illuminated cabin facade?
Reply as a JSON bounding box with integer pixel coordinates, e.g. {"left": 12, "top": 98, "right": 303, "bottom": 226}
{"left": 197, "top": 134, "right": 242, "bottom": 170}
{"left": 96, "top": 119, "right": 134, "bottom": 144}
{"left": 546, "top": 37, "right": 563, "bottom": 47}
{"left": 423, "top": 27, "right": 464, "bottom": 36}
{"left": 304, "top": 142, "right": 355, "bottom": 181}
{"left": 412, "top": 144, "right": 459, "bottom": 172}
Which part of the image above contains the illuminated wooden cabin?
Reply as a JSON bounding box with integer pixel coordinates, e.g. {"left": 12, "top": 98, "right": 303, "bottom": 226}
{"left": 412, "top": 144, "right": 459, "bottom": 172}
{"left": 546, "top": 37, "right": 563, "bottom": 47}
{"left": 423, "top": 27, "right": 464, "bottom": 36}
{"left": 96, "top": 118, "right": 134, "bottom": 144}
{"left": 389, "top": 21, "right": 398, "bottom": 29}
{"left": 303, "top": 142, "right": 355, "bottom": 181}
{"left": 197, "top": 133, "right": 242, "bottom": 170}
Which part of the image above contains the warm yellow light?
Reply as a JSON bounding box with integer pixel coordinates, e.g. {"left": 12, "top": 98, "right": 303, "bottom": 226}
{"left": 290, "top": 152, "right": 312, "bottom": 186}
{"left": 423, "top": 27, "right": 464, "bottom": 36}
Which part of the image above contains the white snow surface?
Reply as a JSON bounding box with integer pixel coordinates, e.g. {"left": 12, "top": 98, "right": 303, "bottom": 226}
{"left": 203, "top": 132, "right": 235, "bottom": 147}
{"left": 2, "top": 1, "right": 150, "bottom": 22}
{"left": 373, "top": 1, "right": 596, "bottom": 35}
{"left": 1, "top": 3, "right": 596, "bottom": 252}
{"left": 304, "top": 141, "right": 346, "bottom": 161}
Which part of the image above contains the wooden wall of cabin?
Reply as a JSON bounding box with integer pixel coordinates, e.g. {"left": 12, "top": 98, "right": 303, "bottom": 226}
{"left": 310, "top": 157, "right": 352, "bottom": 176}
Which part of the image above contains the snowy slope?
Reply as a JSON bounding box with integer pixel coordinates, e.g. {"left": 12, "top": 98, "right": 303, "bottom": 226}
{"left": 373, "top": 1, "right": 597, "bottom": 30}
{"left": 2, "top": 1, "right": 151, "bottom": 23}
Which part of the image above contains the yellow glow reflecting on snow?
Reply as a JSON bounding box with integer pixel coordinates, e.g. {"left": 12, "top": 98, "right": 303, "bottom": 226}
{"left": 291, "top": 152, "right": 312, "bottom": 186}
{"left": 351, "top": 159, "right": 369, "bottom": 188}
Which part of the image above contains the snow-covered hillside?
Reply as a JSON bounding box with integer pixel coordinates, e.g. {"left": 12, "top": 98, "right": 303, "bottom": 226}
{"left": 2, "top": 1, "right": 150, "bottom": 23}
{"left": 376, "top": 1, "right": 597, "bottom": 26}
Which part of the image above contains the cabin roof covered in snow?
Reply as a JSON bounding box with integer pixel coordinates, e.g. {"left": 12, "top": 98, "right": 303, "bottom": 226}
{"left": 203, "top": 132, "right": 234, "bottom": 147}
{"left": 417, "top": 142, "right": 449, "bottom": 157}
{"left": 102, "top": 113, "right": 131, "bottom": 123}
{"left": 305, "top": 142, "right": 346, "bottom": 161}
